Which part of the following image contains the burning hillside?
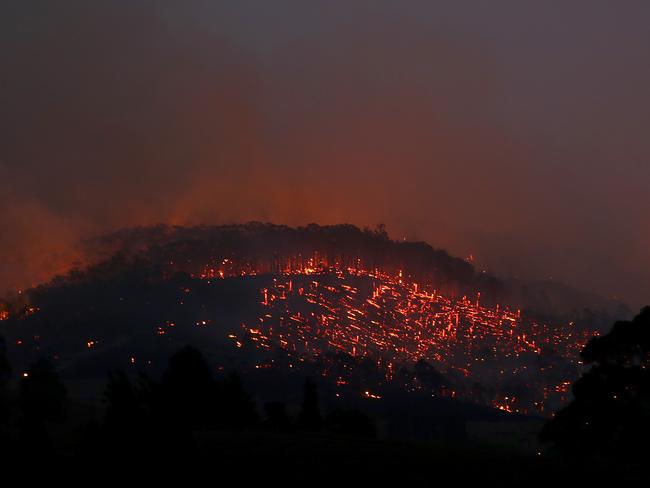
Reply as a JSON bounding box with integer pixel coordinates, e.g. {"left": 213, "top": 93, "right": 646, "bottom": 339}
{"left": 0, "top": 224, "right": 606, "bottom": 416}
{"left": 218, "top": 262, "right": 592, "bottom": 415}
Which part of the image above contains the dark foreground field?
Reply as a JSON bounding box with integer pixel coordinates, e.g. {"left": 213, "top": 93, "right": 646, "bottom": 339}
{"left": 4, "top": 429, "right": 642, "bottom": 484}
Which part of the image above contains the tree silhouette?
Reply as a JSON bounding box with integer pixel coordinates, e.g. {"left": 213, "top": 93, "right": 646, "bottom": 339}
{"left": 0, "top": 337, "right": 9, "bottom": 388}
{"left": 541, "top": 307, "right": 650, "bottom": 459}
{"left": 105, "top": 370, "right": 143, "bottom": 431}
{"left": 20, "top": 358, "right": 67, "bottom": 423}
{"left": 98, "top": 370, "right": 165, "bottom": 457}
{"left": 327, "top": 409, "right": 376, "bottom": 438}
{"left": 99, "top": 346, "right": 259, "bottom": 444}
{"left": 19, "top": 358, "right": 67, "bottom": 452}
{"left": 0, "top": 337, "right": 11, "bottom": 447}
{"left": 263, "top": 401, "right": 291, "bottom": 432}
{"left": 222, "top": 372, "right": 258, "bottom": 429}
{"left": 299, "top": 379, "right": 322, "bottom": 431}
{"left": 160, "top": 345, "right": 219, "bottom": 430}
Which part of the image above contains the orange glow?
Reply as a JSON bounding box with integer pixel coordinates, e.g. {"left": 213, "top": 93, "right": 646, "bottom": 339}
{"left": 363, "top": 390, "right": 382, "bottom": 400}
{"left": 209, "top": 255, "right": 595, "bottom": 415}
{"left": 12, "top": 251, "right": 593, "bottom": 417}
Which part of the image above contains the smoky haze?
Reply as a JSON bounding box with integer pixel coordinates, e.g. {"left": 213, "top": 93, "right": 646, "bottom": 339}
{"left": 1, "top": 1, "right": 649, "bottom": 306}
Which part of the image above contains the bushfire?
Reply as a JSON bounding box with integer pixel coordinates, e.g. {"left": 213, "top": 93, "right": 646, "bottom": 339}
{"left": 3, "top": 253, "right": 597, "bottom": 417}
{"left": 200, "top": 257, "right": 595, "bottom": 416}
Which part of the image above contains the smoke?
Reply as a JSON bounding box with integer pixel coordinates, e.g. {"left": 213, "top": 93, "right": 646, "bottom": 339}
{"left": 0, "top": 1, "right": 272, "bottom": 287}
{"left": 0, "top": 1, "right": 649, "bottom": 306}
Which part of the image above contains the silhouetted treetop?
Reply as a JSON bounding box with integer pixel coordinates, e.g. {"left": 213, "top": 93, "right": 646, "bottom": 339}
{"left": 581, "top": 306, "right": 650, "bottom": 366}
{"left": 0, "top": 336, "right": 10, "bottom": 388}
{"left": 222, "top": 372, "right": 258, "bottom": 428}
{"left": 327, "top": 409, "right": 377, "bottom": 438}
{"left": 20, "top": 358, "right": 67, "bottom": 424}
{"left": 299, "top": 379, "right": 322, "bottom": 431}
{"left": 161, "top": 345, "right": 219, "bottom": 429}
{"left": 541, "top": 307, "right": 650, "bottom": 459}
{"left": 163, "top": 345, "right": 214, "bottom": 390}
{"left": 104, "top": 370, "right": 143, "bottom": 429}
{"left": 0, "top": 336, "right": 10, "bottom": 429}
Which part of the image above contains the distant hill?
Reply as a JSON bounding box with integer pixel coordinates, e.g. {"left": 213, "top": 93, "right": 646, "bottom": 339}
{"left": 82, "top": 222, "right": 629, "bottom": 321}
{"left": 84, "top": 222, "right": 489, "bottom": 297}
{"left": 0, "top": 222, "right": 631, "bottom": 418}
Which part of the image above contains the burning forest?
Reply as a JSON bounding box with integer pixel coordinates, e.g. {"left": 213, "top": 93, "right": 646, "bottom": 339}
{"left": 0, "top": 224, "right": 602, "bottom": 417}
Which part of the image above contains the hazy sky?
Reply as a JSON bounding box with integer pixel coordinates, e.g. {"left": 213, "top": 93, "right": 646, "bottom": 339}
{"left": 1, "top": 1, "right": 649, "bottom": 305}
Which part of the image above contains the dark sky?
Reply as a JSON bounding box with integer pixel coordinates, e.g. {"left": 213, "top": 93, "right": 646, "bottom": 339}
{"left": 1, "top": 1, "right": 649, "bottom": 306}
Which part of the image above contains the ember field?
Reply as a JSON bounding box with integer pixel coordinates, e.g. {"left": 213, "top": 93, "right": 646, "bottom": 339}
{"left": 201, "top": 257, "right": 595, "bottom": 416}
{"left": 1, "top": 251, "right": 598, "bottom": 418}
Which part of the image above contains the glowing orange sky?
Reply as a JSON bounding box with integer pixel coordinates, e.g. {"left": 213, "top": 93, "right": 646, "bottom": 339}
{"left": 1, "top": 1, "right": 649, "bottom": 306}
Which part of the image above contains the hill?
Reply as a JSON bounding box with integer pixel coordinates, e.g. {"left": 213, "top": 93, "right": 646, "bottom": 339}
{"left": 0, "top": 223, "right": 622, "bottom": 420}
